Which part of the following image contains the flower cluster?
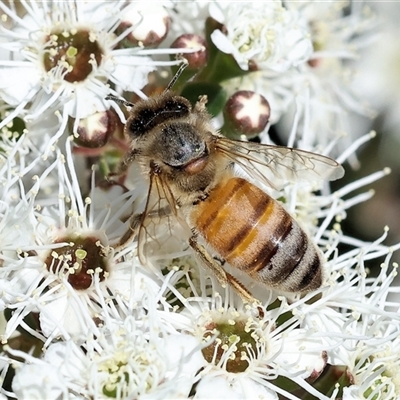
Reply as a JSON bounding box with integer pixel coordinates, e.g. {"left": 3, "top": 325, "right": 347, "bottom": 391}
{"left": 0, "top": 1, "right": 398, "bottom": 399}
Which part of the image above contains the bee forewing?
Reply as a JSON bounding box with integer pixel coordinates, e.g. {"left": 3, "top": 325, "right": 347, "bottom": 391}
{"left": 216, "top": 138, "right": 344, "bottom": 187}
{"left": 137, "top": 171, "right": 191, "bottom": 264}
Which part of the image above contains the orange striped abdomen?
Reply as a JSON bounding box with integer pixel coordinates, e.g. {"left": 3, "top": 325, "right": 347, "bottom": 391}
{"left": 192, "top": 177, "right": 322, "bottom": 293}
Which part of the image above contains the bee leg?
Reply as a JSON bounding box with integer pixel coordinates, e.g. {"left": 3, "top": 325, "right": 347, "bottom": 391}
{"left": 109, "top": 149, "right": 138, "bottom": 178}
{"left": 213, "top": 255, "right": 226, "bottom": 266}
{"left": 188, "top": 236, "right": 256, "bottom": 303}
{"left": 115, "top": 213, "right": 142, "bottom": 250}
{"left": 194, "top": 95, "right": 208, "bottom": 113}
{"left": 115, "top": 204, "right": 173, "bottom": 250}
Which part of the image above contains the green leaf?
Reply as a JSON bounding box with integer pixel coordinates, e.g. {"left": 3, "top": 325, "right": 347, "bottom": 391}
{"left": 313, "top": 364, "right": 350, "bottom": 399}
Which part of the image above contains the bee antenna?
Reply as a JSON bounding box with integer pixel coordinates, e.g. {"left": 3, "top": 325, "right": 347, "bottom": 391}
{"left": 107, "top": 57, "right": 188, "bottom": 106}
{"left": 164, "top": 57, "right": 189, "bottom": 92}
{"left": 105, "top": 95, "right": 134, "bottom": 109}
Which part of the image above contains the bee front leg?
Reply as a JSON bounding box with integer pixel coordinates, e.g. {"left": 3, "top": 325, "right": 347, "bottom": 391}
{"left": 115, "top": 213, "right": 142, "bottom": 250}
{"left": 188, "top": 235, "right": 256, "bottom": 304}
{"left": 115, "top": 205, "right": 173, "bottom": 250}
{"left": 109, "top": 149, "right": 139, "bottom": 179}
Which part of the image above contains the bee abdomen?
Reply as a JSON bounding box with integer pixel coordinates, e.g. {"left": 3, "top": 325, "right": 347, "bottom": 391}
{"left": 252, "top": 219, "right": 322, "bottom": 292}
{"left": 194, "top": 177, "right": 322, "bottom": 293}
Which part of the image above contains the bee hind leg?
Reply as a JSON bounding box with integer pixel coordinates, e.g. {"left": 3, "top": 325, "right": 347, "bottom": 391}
{"left": 188, "top": 236, "right": 257, "bottom": 304}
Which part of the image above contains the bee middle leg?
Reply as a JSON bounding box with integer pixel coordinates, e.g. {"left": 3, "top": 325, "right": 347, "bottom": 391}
{"left": 188, "top": 235, "right": 256, "bottom": 303}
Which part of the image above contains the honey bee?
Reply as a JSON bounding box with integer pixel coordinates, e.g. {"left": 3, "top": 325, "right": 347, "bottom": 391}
{"left": 106, "top": 66, "right": 344, "bottom": 302}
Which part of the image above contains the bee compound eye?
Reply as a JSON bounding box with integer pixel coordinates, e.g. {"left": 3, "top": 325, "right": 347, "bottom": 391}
{"left": 165, "top": 99, "right": 188, "bottom": 114}
{"left": 127, "top": 98, "right": 191, "bottom": 138}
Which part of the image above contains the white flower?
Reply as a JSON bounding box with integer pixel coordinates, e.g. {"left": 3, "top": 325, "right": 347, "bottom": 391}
{"left": 219, "top": 1, "right": 378, "bottom": 157}
{"left": 156, "top": 270, "right": 330, "bottom": 399}
{"left": 0, "top": 2, "right": 399, "bottom": 399}
{"left": 272, "top": 1, "right": 378, "bottom": 160}
{"left": 169, "top": 0, "right": 211, "bottom": 37}
{"left": 0, "top": 107, "right": 67, "bottom": 201}
{"left": 292, "top": 224, "right": 400, "bottom": 399}
{"left": 209, "top": 1, "right": 312, "bottom": 72}
{"left": 0, "top": 140, "right": 162, "bottom": 341}
{"left": 12, "top": 363, "right": 69, "bottom": 400}
{"left": 0, "top": 1, "right": 184, "bottom": 155}
{"left": 194, "top": 375, "right": 278, "bottom": 399}
{"left": 338, "top": 321, "right": 400, "bottom": 400}
{"left": 10, "top": 314, "right": 204, "bottom": 399}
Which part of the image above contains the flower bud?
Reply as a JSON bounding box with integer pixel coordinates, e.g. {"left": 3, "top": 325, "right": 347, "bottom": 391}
{"left": 306, "top": 351, "right": 328, "bottom": 383}
{"left": 171, "top": 34, "right": 208, "bottom": 70}
{"left": 118, "top": 4, "right": 170, "bottom": 48}
{"left": 223, "top": 90, "right": 270, "bottom": 139}
{"left": 73, "top": 110, "right": 119, "bottom": 148}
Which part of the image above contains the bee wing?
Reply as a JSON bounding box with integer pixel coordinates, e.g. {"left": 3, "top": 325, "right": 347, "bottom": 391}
{"left": 215, "top": 137, "right": 344, "bottom": 189}
{"left": 137, "top": 168, "right": 191, "bottom": 265}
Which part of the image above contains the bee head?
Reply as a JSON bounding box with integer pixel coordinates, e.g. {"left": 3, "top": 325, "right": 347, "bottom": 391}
{"left": 125, "top": 93, "right": 192, "bottom": 139}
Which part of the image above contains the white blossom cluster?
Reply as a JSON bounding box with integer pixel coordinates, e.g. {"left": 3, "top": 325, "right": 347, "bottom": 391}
{"left": 0, "top": 1, "right": 399, "bottom": 399}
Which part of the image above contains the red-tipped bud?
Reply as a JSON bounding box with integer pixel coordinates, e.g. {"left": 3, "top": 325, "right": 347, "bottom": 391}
{"left": 306, "top": 351, "right": 328, "bottom": 383}
{"left": 118, "top": 5, "right": 170, "bottom": 48}
{"left": 171, "top": 34, "right": 208, "bottom": 70}
{"left": 73, "top": 110, "right": 119, "bottom": 148}
{"left": 223, "top": 90, "right": 270, "bottom": 138}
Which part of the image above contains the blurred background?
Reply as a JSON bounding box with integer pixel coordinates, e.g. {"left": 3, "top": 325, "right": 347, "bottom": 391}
{"left": 343, "top": 2, "right": 400, "bottom": 279}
